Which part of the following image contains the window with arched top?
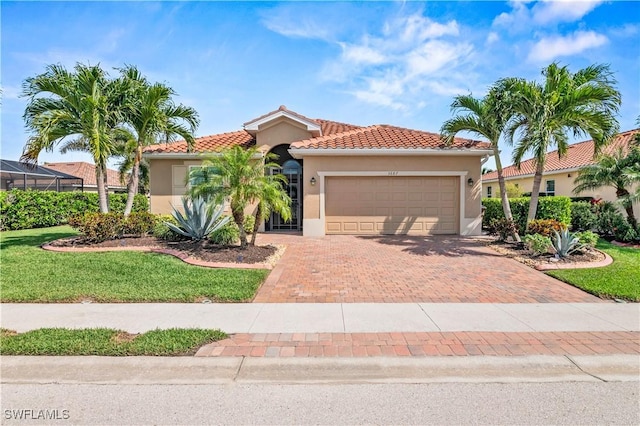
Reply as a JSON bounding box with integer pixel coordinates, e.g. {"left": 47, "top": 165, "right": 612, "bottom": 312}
{"left": 281, "top": 159, "right": 302, "bottom": 174}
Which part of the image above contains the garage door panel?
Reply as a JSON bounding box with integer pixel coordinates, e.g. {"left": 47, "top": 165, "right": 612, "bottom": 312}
{"left": 326, "top": 176, "right": 459, "bottom": 235}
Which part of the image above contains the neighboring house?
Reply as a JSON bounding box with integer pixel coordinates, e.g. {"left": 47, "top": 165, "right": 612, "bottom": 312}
{"left": 44, "top": 162, "right": 127, "bottom": 193}
{"left": 1, "top": 159, "right": 83, "bottom": 192}
{"left": 143, "top": 105, "right": 492, "bottom": 237}
{"left": 481, "top": 129, "right": 640, "bottom": 217}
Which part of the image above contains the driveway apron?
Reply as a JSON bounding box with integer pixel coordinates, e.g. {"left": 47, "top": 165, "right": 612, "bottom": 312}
{"left": 254, "top": 234, "right": 601, "bottom": 303}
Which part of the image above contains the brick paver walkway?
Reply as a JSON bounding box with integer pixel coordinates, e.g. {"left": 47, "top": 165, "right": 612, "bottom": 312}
{"left": 254, "top": 234, "right": 601, "bottom": 303}
{"left": 196, "top": 331, "right": 640, "bottom": 357}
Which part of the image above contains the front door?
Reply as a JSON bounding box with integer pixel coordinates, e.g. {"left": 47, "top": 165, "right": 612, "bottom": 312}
{"left": 268, "top": 159, "right": 302, "bottom": 231}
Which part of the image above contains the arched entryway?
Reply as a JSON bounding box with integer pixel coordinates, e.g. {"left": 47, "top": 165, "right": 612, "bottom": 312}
{"left": 266, "top": 144, "right": 302, "bottom": 231}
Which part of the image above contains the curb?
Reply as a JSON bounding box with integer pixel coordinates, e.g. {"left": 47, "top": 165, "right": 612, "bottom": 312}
{"left": 2, "top": 355, "right": 638, "bottom": 384}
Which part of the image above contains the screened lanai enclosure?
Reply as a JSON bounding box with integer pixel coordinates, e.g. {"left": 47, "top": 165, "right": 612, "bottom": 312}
{"left": 1, "top": 159, "right": 83, "bottom": 192}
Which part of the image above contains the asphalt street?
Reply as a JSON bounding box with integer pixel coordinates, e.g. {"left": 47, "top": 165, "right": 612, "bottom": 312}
{"left": 2, "top": 382, "right": 639, "bottom": 425}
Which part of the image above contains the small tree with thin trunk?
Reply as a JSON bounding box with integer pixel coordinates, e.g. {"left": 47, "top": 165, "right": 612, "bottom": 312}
{"left": 441, "top": 89, "right": 521, "bottom": 241}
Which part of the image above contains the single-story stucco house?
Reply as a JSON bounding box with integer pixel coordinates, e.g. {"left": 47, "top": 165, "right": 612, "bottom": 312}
{"left": 143, "top": 106, "right": 493, "bottom": 237}
{"left": 481, "top": 129, "right": 640, "bottom": 218}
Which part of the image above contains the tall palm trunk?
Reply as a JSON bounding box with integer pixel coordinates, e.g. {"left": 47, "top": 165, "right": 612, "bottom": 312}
{"left": 494, "top": 148, "right": 520, "bottom": 242}
{"left": 95, "top": 167, "right": 109, "bottom": 213}
{"left": 123, "top": 146, "right": 142, "bottom": 216}
{"left": 233, "top": 208, "right": 248, "bottom": 248}
{"left": 526, "top": 160, "right": 546, "bottom": 230}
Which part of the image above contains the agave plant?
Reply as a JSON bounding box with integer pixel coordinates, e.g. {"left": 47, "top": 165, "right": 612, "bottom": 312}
{"left": 551, "top": 229, "right": 584, "bottom": 258}
{"left": 166, "top": 197, "right": 229, "bottom": 241}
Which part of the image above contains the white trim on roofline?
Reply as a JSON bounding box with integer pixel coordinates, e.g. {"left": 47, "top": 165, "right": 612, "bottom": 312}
{"left": 290, "top": 148, "right": 494, "bottom": 158}
{"left": 482, "top": 166, "right": 585, "bottom": 183}
{"left": 244, "top": 110, "right": 322, "bottom": 135}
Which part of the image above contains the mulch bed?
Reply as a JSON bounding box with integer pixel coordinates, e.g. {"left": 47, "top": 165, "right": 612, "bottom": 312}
{"left": 47, "top": 236, "right": 278, "bottom": 265}
{"left": 489, "top": 241, "right": 605, "bottom": 269}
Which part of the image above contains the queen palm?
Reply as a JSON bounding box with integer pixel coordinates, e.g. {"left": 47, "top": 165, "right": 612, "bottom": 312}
{"left": 500, "top": 63, "right": 621, "bottom": 229}
{"left": 441, "top": 89, "right": 521, "bottom": 241}
{"left": 574, "top": 142, "right": 640, "bottom": 226}
{"left": 189, "top": 146, "right": 292, "bottom": 248}
{"left": 118, "top": 66, "right": 199, "bottom": 215}
{"left": 21, "top": 63, "right": 121, "bottom": 212}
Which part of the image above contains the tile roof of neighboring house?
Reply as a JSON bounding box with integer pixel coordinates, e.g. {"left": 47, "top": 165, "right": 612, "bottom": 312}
{"left": 44, "top": 162, "right": 126, "bottom": 188}
{"left": 483, "top": 129, "right": 640, "bottom": 182}
{"left": 290, "top": 124, "right": 490, "bottom": 150}
{"left": 143, "top": 106, "right": 489, "bottom": 155}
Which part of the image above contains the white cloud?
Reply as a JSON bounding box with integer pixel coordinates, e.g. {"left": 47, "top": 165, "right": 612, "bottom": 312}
{"left": 0, "top": 85, "right": 22, "bottom": 100}
{"left": 306, "top": 11, "right": 473, "bottom": 109}
{"left": 532, "top": 0, "right": 604, "bottom": 25}
{"left": 486, "top": 32, "right": 499, "bottom": 44}
{"left": 528, "top": 30, "right": 608, "bottom": 62}
{"left": 263, "top": 17, "right": 331, "bottom": 40}
{"left": 339, "top": 42, "right": 386, "bottom": 65}
{"left": 493, "top": 0, "right": 603, "bottom": 30}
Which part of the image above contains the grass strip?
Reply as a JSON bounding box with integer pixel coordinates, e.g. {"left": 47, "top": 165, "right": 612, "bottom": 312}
{"left": 1, "top": 226, "right": 269, "bottom": 302}
{"left": 547, "top": 240, "right": 640, "bottom": 302}
{"left": 0, "top": 328, "right": 227, "bottom": 356}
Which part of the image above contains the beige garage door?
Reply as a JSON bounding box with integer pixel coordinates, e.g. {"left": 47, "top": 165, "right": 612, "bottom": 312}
{"left": 325, "top": 176, "right": 459, "bottom": 235}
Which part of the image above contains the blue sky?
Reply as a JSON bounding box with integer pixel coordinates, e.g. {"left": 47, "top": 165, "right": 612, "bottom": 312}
{"left": 2, "top": 1, "right": 639, "bottom": 170}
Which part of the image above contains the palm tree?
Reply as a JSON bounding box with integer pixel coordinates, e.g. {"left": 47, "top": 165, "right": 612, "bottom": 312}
{"left": 189, "top": 146, "right": 292, "bottom": 248}
{"left": 500, "top": 63, "right": 621, "bottom": 229}
{"left": 441, "top": 89, "right": 521, "bottom": 241}
{"left": 249, "top": 177, "right": 292, "bottom": 246}
{"left": 574, "top": 140, "right": 640, "bottom": 226}
{"left": 117, "top": 66, "right": 199, "bottom": 215}
{"left": 21, "top": 63, "right": 122, "bottom": 212}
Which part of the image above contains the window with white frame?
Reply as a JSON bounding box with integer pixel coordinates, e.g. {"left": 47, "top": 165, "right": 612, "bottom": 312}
{"left": 545, "top": 179, "right": 555, "bottom": 196}
{"left": 487, "top": 186, "right": 492, "bottom": 198}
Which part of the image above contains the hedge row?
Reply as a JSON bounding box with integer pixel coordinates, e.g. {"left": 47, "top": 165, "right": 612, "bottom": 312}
{"left": 482, "top": 196, "right": 572, "bottom": 231}
{"left": 0, "top": 190, "right": 149, "bottom": 230}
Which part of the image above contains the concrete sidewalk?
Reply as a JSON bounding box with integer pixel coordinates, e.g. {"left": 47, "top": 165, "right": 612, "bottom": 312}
{"left": 1, "top": 302, "right": 638, "bottom": 333}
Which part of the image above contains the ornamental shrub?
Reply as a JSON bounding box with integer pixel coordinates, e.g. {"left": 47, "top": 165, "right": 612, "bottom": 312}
{"left": 488, "top": 218, "right": 519, "bottom": 241}
{"left": 68, "top": 212, "right": 125, "bottom": 242}
{"left": 153, "top": 214, "right": 182, "bottom": 241}
{"left": 122, "top": 212, "right": 157, "bottom": 236}
{"left": 570, "top": 201, "right": 597, "bottom": 231}
{"left": 209, "top": 219, "right": 239, "bottom": 245}
{"left": 482, "top": 196, "right": 571, "bottom": 232}
{"left": 0, "top": 190, "right": 148, "bottom": 230}
{"left": 574, "top": 231, "right": 599, "bottom": 248}
{"left": 526, "top": 219, "right": 567, "bottom": 237}
{"left": 523, "top": 233, "right": 552, "bottom": 256}
{"left": 243, "top": 215, "right": 256, "bottom": 235}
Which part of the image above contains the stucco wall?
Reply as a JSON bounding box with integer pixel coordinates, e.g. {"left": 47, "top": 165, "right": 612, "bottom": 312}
{"left": 256, "top": 119, "right": 312, "bottom": 151}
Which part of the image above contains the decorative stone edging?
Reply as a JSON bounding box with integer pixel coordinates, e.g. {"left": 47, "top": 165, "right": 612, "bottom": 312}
{"left": 41, "top": 242, "right": 281, "bottom": 270}
{"left": 534, "top": 249, "right": 613, "bottom": 271}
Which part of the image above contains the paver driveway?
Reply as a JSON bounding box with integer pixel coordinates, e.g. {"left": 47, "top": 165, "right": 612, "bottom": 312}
{"left": 254, "top": 234, "right": 601, "bottom": 303}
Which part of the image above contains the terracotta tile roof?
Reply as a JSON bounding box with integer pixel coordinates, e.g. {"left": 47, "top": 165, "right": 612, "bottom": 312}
{"left": 290, "top": 124, "right": 491, "bottom": 150}
{"left": 483, "top": 129, "right": 640, "bottom": 181}
{"left": 143, "top": 107, "right": 489, "bottom": 154}
{"left": 44, "top": 162, "right": 126, "bottom": 188}
{"left": 143, "top": 130, "right": 256, "bottom": 154}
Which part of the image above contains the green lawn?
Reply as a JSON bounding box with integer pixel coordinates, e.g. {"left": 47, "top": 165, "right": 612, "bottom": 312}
{"left": 0, "top": 226, "right": 269, "bottom": 302}
{"left": 0, "top": 328, "right": 226, "bottom": 356}
{"left": 547, "top": 240, "right": 640, "bottom": 302}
